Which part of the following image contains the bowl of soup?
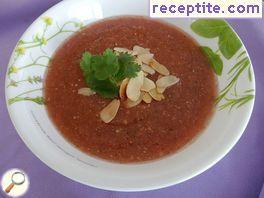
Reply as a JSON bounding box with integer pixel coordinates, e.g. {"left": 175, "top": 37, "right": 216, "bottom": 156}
{"left": 5, "top": 0, "right": 255, "bottom": 191}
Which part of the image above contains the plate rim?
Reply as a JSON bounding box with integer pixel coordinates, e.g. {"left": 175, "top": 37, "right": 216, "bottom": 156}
{"left": 4, "top": 0, "right": 256, "bottom": 191}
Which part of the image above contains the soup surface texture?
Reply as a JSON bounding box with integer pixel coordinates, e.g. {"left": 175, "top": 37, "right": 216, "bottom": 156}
{"left": 45, "top": 16, "right": 217, "bottom": 163}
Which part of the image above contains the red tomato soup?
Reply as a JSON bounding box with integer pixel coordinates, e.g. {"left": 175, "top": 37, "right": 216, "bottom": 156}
{"left": 45, "top": 16, "right": 217, "bottom": 163}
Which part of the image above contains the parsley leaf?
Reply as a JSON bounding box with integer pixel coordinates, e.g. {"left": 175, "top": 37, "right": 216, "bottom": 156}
{"left": 80, "top": 52, "right": 92, "bottom": 75}
{"left": 80, "top": 48, "right": 140, "bottom": 99}
{"left": 92, "top": 49, "right": 119, "bottom": 80}
{"left": 114, "top": 53, "right": 141, "bottom": 81}
{"left": 85, "top": 75, "right": 119, "bottom": 98}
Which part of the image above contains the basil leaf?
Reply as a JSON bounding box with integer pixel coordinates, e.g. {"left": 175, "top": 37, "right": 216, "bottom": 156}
{"left": 191, "top": 20, "right": 228, "bottom": 38}
{"left": 202, "top": 46, "right": 223, "bottom": 76}
{"left": 218, "top": 28, "right": 242, "bottom": 60}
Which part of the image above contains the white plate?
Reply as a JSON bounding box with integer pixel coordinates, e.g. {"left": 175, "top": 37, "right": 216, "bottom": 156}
{"left": 5, "top": 0, "right": 255, "bottom": 191}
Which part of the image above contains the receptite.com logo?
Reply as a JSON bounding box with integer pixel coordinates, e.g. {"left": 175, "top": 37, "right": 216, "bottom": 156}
{"left": 1, "top": 169, "right": 30, "bottom": 197}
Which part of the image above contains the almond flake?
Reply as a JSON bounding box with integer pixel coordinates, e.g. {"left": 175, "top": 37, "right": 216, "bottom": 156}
{"left": 141, "top": 64, "right": 155, "bottom": 75}
{"left": 123, "top": 92, "right": 144, "bottom": 108}
{"left": 114, "top": 47, "right": 129, "bottom": 53}
{"left": 78, "top": 88, "right": 95, "bottom": 96}
{"left": 126, "top": 71, "right": 144, "bottom": 101}
{"left": 133, "top": 45, "right": 150, "bottom": 55}
{"left": 156, "top": 75, "right": 180, "bottom": 89}
{"left": 158, "top": 75, "right": 163, "bottom": 79}
{"left": 141, "top": 77, "right": 156, "bottom": 92}
{"left": 114, "top": 47, "right": 136, "bottom": 55}
{"left": 149, "top": 89, "right": 165, "bottom": 101}
{"left": 100, "top": 99, "right": 120, "bottom": 123}
{"left": 119, "top": 78, "right": 129, "bottom": 100}
{"left": 149, "top": 59, "right": 170, "bottom": 76}
{"left": 142, "top": 92, "right": 152, "bottom": 104}
{"left": 134, "top": 58, "right": 143, "bottom": 66}
{"left": 156, "top": 87, "right": 166, "bottom": 94}
{"left": 137, "top": 54, "right": 154, "bottom": 65}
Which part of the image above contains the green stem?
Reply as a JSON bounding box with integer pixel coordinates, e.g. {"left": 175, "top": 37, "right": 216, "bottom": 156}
{"left": 8, "top": 96, "right": 44, "bottom": 105}
{"left": 15, "top": 88, "right": 43, "bottom": 98}
{"left": 216, "top": 56, "right": 249, "bottom": 104}
{"left": 219, "top": 94, "right": 254, "bottom": 111}
{"left": 24, "top": 43, "right": 42, "bottom": 49}
{"left": 42, "top": 24, "right": 48, "bottom": 39}
{"left": 237, "top": 51, "right": 246, "bottom": 60}
{"left": 46, "top": 30, "right": 75, "bottom": 41}
{"left": 18, "top": 41, "right": 36, "bottom": 45}
{"left": 18, "top": 63, "right": 48, "bottom": 70}
{"left": 15, "top": 55, "right": 50, "bottom": 71}
{"left": 61, "top": 21, "right": 78, "bottom": 29}
{"left": 35, "top": 55, "right": 51, "bottom": 62}
{"left": 215, "top": 48, "right": 220, "bottom": 54}
{"left": 7, "top": 76, "right": 42, "bottom": 88}
{"left": 17, "top": 20, "right": 80, "bottom": 51}
{"left": 7, "top": 79, "right": 28, "bottom": 88}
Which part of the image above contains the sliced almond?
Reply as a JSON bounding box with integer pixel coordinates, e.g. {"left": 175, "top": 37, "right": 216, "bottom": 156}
{"left": 156, "top": 75, "right": 180, "bottom": 89}
{"left": 114, "top": 47, "right": 129, "bottom": 53}
{"left": 141, "top": 77, "right": 156, "bottom": 92}
{"left": 149, "top": 89, "right": 165, "bottom": 101}
{"left": 141, "top": 64, "right": 155, "bottom": 75}
{"left": 126, "top": 71, "right": 144, "bottom": 101}
{"left": 158, "top": 75, "right": 163, "bottom": 79}
{"left": 123, "top": 92, "right": 144, "bottom": 108}
{"left": 142, "top": 92, "right": 152, "bottom": 104}
{"left": 134, "top": 58, "right": 143, "bottom": 66}
{"left": 100, "top": 99, "right": 120, "bottom": 123}
{"left": 149, "top": 59, "right": 170, "bottom": 76}
{"left": 133, "top": 45, "right": 150, "bottom": 55}
{"left": 137, "top": 54, "right": 154, "bottom": 65}
{"left": 119, "top": 78, "right": 129, "bottom": 100}
{"left": 78, "top": 88, "right": 95, "bottom": 96}
{"left": 143, "top": 72, "right": 148, "bottom": 77}
{"left": 156, "top": 87, "right": 166, "bottom": 94}
{"left": 114, "top": 47, "right": 136, "bottom": 55}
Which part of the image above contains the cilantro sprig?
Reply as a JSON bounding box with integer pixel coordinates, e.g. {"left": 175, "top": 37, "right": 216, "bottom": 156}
{"left": 80, "top": 48, "right": 141, "bottom": 98}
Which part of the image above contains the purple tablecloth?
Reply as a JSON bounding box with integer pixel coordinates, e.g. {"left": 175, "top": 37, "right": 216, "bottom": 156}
{"left": 0, "top": 1, "right": 263, "bottom": 197}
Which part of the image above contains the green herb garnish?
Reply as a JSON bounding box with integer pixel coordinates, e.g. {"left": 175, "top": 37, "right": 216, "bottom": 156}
{"left": 201, "top": 46, "right": 223, "bottom": 76}
{"left": 80, "top": 48, "right": 141, "bottom": 98}
{"left": 191, "top": 19, "right": 242, "bottom": 60}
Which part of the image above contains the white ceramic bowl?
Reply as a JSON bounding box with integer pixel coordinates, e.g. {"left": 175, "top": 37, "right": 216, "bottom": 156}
{"left": 5, "top": 0, "right": 255, "bottom": 191}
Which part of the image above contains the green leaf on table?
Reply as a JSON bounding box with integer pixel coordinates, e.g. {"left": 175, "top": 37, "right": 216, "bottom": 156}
{"left": 218, "top": 28, "right": 242, "bottom": 60}
{"left": 191, "top": 19, "right": 228, "bottom": 38}
{"left": 201, "top": 46, "right": 223, "bottom": 76}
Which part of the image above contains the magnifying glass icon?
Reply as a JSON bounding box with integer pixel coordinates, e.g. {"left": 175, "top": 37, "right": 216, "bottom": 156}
{"left": 5, "top": 171, "right": 25, "bottom": 194}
